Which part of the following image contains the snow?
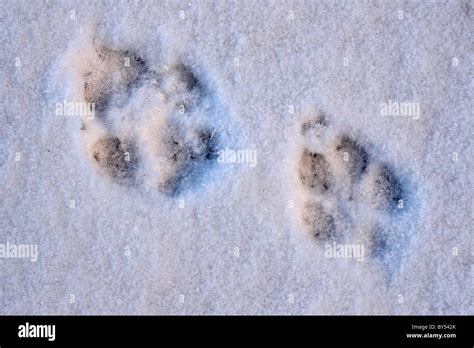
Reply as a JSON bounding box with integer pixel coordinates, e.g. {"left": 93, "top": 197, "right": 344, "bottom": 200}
{"left": 0, "top": 0, "right": 471, "bottom": 314}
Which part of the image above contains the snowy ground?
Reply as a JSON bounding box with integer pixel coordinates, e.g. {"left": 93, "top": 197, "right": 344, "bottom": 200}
{"left": 0, "top": 0, "right": 472, "bottom": 314}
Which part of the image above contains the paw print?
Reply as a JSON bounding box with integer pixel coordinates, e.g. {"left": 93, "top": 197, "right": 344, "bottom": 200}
{"left": 68, "top": 40, "right": 219, "bottom": 195}
{"left": 295, "top": 111, "right": 407, "bottom": 259}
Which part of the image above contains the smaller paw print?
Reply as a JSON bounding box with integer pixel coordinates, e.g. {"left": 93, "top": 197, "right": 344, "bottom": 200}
{"left": 295, "top": 111, "right": 407, "bottom": 259}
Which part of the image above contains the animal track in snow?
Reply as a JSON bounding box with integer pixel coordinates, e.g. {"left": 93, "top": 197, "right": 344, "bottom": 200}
{"left": 69, "top": 39, "right": 219, "bottom": 195}
{"left": 295, "top": 111, "right": 407, "bottom": 259}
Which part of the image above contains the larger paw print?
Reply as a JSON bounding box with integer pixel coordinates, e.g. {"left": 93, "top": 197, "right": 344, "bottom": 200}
{"left": 295, "top": 112, "right": 407, "bottom": 259}
{"left": 73, "top": 41, "right": 218, "bottom": 195}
